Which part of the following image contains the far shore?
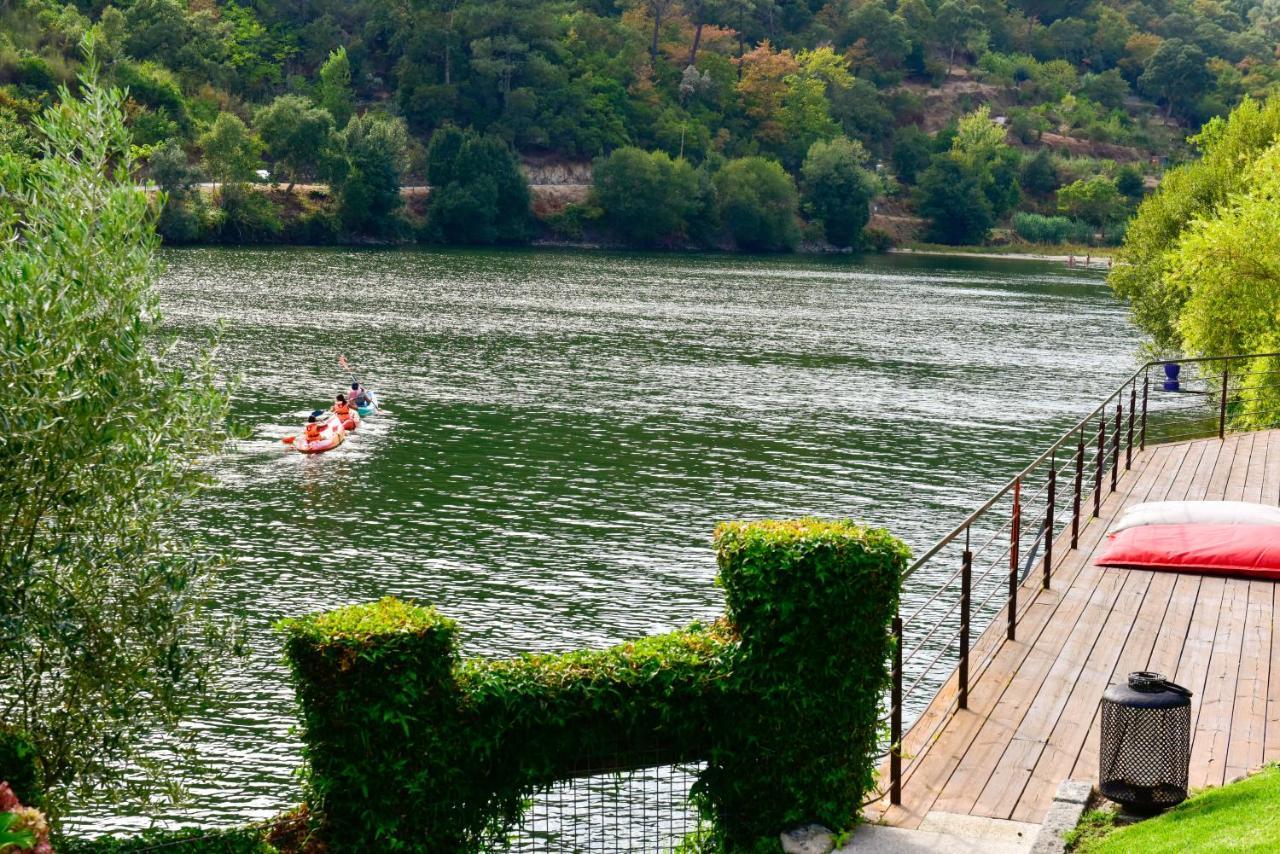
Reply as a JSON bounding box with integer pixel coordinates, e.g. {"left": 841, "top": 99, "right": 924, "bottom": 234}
{"left": 893, "top": 245, "right": 1117, "bottom": 269}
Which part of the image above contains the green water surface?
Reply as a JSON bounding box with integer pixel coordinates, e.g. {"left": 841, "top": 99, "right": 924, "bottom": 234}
{"left": 82, "top": 247, "right": 1136, "bottom": 832}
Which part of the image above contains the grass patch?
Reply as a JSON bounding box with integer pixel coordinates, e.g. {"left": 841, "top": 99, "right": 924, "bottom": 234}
{"left": 1073, "top": 766, "right": 1280, "bottom": 852}
{"left": 1063, "top": 809, "right": 1118, "bottom": 850}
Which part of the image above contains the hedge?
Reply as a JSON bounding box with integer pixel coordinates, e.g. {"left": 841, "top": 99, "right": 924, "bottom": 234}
{"left": 0, "top": 727, "right": 42, "bottom": 808}
{"left": 59, "top": 827, "right": 276, "bottom": 854}
{"left": 279, "top": 518, "right": 907, "bottom": 851}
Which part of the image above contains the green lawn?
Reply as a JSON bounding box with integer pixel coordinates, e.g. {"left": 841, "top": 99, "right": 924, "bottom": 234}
{"left": 1075, "top": 766, "right": 1280, "bottom": 852}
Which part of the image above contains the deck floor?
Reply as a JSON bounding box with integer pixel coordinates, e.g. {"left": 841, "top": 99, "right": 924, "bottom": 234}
{"left": 869, "top": 429, "right": 1280, "bottom": 829}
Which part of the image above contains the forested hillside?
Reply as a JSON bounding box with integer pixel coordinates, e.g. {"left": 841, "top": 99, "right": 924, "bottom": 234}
{"left": 3, "top": 0, "right": 1276, "bottom": 248}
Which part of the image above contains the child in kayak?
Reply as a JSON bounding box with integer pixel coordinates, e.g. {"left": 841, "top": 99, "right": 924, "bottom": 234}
{"left": 303, "top": 413, "right": 324, "bottom": 442}
{"left": 332, "top": 394, "right": 358, "bottom": 430}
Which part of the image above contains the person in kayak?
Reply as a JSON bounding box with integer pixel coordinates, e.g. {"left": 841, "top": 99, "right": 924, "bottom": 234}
{"left": 303, "top": 413, "right": 324, "bottom": 442}
{"left": 333, "top": 393, "right": 353, "bottom": 418}
{"left": 349, "top": 382, "right": 373, "bottom": 408}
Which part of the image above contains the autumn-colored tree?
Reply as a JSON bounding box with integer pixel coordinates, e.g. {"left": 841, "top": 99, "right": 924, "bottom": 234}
{"left": 736, "top": 41, "right": 799, "bottom": 145}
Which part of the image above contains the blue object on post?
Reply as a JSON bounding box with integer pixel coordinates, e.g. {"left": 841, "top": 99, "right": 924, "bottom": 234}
{"left": 1163, "top": 362, "right": 1180, "bottom": 392}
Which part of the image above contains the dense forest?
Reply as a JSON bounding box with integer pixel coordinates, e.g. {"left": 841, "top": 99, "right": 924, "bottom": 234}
{"left": 3, "top": 0, "right": 1277, "bottom": 249}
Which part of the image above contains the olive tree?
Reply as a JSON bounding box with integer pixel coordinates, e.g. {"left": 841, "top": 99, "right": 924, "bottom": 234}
{"left": 0, "top": 58, "right": 235, "bottom": 817}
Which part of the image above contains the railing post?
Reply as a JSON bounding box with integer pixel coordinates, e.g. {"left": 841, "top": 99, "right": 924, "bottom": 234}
{"left": 1072, "top": 431, "right": 1083, "bottom": 549}
{"left": 1111, "top": 402, "right": 1121, "bottom": 492}
{"left": 1009, "top": 477, "right": 1020, "bottom": 641}
{"left": 1140, "top": 372, "right": 1149, "bottom": 451}
{"left": 1094, "top": 417, "right": 1104, "bottom": 517}
{"left": 1044, "top": 457, "right": 1055, "bottom": 589}
{"left": 890, "top": 613, "right": 902, "bottom": 805}
{"left": 1126, "top": 382, "right": 1136, "bottom": 470}
{"left": 959, "top": 541, "right": 971, "bottom": 710}
{"left": 1219, "top": 366, "right": 1230, "bottom": 439}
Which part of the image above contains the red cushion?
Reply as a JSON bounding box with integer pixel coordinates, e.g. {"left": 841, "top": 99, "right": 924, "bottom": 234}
{"left": 1095, "top": 523, "right": 1280, "bottom": 579}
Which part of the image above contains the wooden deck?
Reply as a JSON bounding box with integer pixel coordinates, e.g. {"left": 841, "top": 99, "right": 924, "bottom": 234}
{"left": 869, "top": 428, "right": 1280, "bottom": 829}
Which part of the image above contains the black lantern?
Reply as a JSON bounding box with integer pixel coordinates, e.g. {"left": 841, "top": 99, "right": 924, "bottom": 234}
{"left": 1099, "top": 671, "right": 1193, "bottom": 811}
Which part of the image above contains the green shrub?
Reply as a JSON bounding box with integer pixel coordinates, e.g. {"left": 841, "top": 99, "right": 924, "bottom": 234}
{"left": 713, "top": 157, "right": 800, "bottom": 252}
{"left": 60, "top": 826, "right": 275, "bottom": 853}
{"left": 592, "top": 147, "right": 712, "bottom": 247}
{"left": 279, "top": 519, "right": 906, "bottom": 852}
{"left": 0, "top": 728, "right": 42, "bottom": 808}
{"left": 1012, "top": 211, "right": 1093, "bottom": 244}
{"left": 216, "top": 185, "right": 282, "bottom": 242}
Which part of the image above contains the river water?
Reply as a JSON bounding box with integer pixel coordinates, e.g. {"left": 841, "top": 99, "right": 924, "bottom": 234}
{"left": 81, "top": 247, "right": 1136, "bottom": 833}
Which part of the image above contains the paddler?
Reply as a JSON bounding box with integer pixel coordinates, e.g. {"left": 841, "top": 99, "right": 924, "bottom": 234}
{"left": 303, "top": 413, "right": 324, "bottom": 443}
{"left": 332, "top": 393, "right": 357, "bottom": 430}
{"left": 349, "top": 382, "right": 373, "bottom": 408}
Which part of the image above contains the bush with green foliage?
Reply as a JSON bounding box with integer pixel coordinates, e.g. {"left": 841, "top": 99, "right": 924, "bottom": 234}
{"left": 0, "top": 59, "right": 234, "bottom": 817}
{"left": 1020, "top": 149, "right": 1058, "bottom": 197}
{"left": 891, "top": 125, "right": 932, "bottom": 185}
{"left": 329, "top": 112, "right": 409, "bottom": 236}
{"left": 915, "top": 156, "right": 993, "bottom": 245}
{"left": 254, "top": 95, "right": 334, "bottom": 191}
{"left": 215, "top": 183, "right": 282, "bottom": 242}
{"left": 61, "top": 827, "right": 276, "bottom": 854}
{"left": 1056, "top": 176, "right": 1124, "bottom": 227}
{"left": 800, "top": 137, "right": 877, "bottom": 248}
{"left": 279, "top": 518, "right": 906, "bottom": 851}
{"left": 1011, "top": 212, "right": 1092, "bottom": 244}
{"left": 425, "top": 125, "right": 531, "bottom": 244}
{"left": 713, "top": 156, "right": 800, "bottom": 252}
{"left": 0, "top": 729, "right": 42, "bottom": 808}
{"left": 198, "top": 111, "right": 262, "bottom": 186}
{"left": 592, "top": 146, "right": 711, "bottom": 247}
{"left": 1112, "top": 97, "right": 1280, "bottom": 352}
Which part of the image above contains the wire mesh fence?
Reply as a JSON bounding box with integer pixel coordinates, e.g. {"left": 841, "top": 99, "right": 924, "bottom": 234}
{"left": 500, "top": 762, "right": 704, "bottom": 852}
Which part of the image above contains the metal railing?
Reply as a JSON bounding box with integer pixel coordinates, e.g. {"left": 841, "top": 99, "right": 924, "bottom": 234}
{"left": 881, "top": 352, "right": 1280, "bottom": 807}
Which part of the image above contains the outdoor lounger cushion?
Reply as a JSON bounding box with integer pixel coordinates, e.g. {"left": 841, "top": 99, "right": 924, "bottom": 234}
{"left": 1108, "top": 500, "right": 1280, "bottom": 535}
{"left": 1095, "top": 523, "right": 1280, "bottom": 579}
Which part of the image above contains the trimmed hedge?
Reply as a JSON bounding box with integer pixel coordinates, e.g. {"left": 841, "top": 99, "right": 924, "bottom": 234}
{"left": 0, "top": 727, "right": 42, "bottom": 808}
{"left": 279, "top": 518, "right": 906, "bottom": 851}
{"left": 59, "top": 827, "right": 276, "bottom": 853}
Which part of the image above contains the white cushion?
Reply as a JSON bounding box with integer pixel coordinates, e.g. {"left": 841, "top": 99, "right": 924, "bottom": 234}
{"left": 1109, "top": 501, "right": 1280, "bottom": 534}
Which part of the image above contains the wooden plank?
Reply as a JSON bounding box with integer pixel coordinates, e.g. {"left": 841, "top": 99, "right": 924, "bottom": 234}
{"left": 1190, "top": 578, "right": 1250, "bottom": 788}
{"left": 1223, "top": 433, "right": 1256, "bottom": 502}
{"left": 1243, "top": 430, "right": 1269, "bottom": 504}
{"left": 1265, "top": 572, "right": 1280, "bottom": 764}
{"left": 1169, "top": 576, "right": 1229, "bottom": 783}
{"left": 1224, "top": 580, "right": 1272, "bottom": 781}
{"left": 1262, "top": 429, "right": 1280, "bottom": 508}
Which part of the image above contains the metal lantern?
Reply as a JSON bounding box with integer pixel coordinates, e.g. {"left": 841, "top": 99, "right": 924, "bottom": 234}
{"left": 1099, "top": 671, "right": 1193, "bottom": 811}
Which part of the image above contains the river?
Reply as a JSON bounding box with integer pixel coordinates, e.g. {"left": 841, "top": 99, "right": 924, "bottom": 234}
{"left": 77, "top": 247, "right": 1136, "bottom": 834}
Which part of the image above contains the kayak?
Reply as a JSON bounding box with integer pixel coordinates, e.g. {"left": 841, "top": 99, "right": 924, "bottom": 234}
{"left": 337, "top": 408, "right": 361, "bottom": 432}
{"left": 356, "top": 392, "right": 379, "bottom": 418}
{"left": 292, "top": 415, "right": 346, "bottom": 454}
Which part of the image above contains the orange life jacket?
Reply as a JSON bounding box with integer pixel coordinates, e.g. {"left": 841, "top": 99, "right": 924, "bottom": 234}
{"left": 305, "top": 422, "right": 323, "bottom": 440}
{"left": 333, "top": 401, "right": 350, "bottom": 416}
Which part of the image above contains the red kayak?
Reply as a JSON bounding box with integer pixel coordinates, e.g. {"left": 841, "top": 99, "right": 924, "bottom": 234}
{"left": 288, "top": 414, "right": 346, "bottom": 454}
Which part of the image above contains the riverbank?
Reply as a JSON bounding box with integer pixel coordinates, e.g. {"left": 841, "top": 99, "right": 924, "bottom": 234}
{"left": 896, "top": 243, "right": 1118, "bottom": 269}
